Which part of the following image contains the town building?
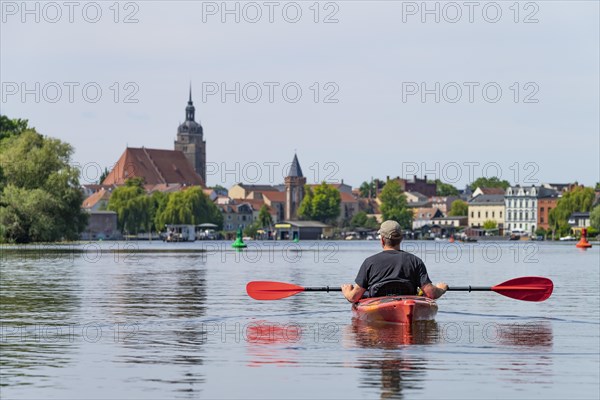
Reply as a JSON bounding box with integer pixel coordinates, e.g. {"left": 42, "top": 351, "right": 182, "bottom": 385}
{"left": 404, "top": 176, "right": 436, "bottom": 197}
{"left": 468, "top": 194, "right": 505, "bottom": 233}
{"left": 229, "top": 184, "right": 278, "bottom": 199}
{"left": 284, "top": 154, "right": 306, "bottom": 220}
{"left": 430, "top": 196, "right": 459, "bottom": 214}
{"left": 102, "top": 147, "right": 204, "bottom": 187}
{"left": 537, "top": 195, "right": 559, "bottom": 231}
{"left": 405, "top": 191, "right": 429, "bottom": 207}
{"left": 82, "top": 188, "right": 112, "bottom": 211}
{"left": 471, "top": 187, "right": 505, "bottom": 198}
{"left": 412, "top": 207, "right": 444, "bottom": 230}
{"left": 504, "top": 185, "right": 558, "bottom": 235}
{"left": 274, "top": 220, "right": 332, "bottom": 240}
{"left": 174, "top": 87, "right": 207, "bottom": 183}
{"left": 568, "top": 212, "right": 591, "bottom": 233}
{"left": 431, "top": 216, "right": 468, "bottom": 236}
{"left": 80, "top": 210, "right": 120, "bottom": 240}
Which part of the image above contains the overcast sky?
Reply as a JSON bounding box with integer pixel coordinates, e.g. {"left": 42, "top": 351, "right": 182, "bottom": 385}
{"left": 1, "top": 1, "right": 599, "bottom": 189}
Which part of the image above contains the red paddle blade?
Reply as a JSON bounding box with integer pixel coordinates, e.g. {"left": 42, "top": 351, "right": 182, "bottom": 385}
{"left": 246, "top": 281, "right": 305, "bottom": 300}
{"left": 492, "top": 276, "right": 553, "bottom": 302}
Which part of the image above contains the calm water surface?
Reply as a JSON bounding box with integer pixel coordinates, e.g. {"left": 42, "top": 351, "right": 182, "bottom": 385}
{"left": 1, "top": 241, "right": 599, "bottom": 399}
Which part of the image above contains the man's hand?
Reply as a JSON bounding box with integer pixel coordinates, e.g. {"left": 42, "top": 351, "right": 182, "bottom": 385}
{"left": 435, "top": 282, "right": 449, "bottom": 293}
{"left": 341, "top": 284, "right": 354, "bottom": 299}
{"left": 422, "top": 282, "right": 448, "bottom": 299}
{"left": 341, "top": 283, "right": 366, "bottom": 303}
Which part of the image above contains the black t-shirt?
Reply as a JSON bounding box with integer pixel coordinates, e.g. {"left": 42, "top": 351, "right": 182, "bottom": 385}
{"left": 355, "top": 250, "right": 432, "bottom": 295}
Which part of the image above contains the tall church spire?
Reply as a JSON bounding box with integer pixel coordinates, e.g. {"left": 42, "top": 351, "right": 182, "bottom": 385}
{"left": 176, "top": 84, "right": 206, "bottom": 185}
{"left": 288, "top": 153, "right": 304, "bottom": 177}
{"left": 186, "top": 83, "right": 195, "bottom": 121}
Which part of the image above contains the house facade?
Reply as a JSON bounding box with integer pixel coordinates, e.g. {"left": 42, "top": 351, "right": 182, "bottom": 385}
{"left": 504, "top": 185, "right": 558, "bottom": 235}
{"left": 468, "top": 194, "right": 505, "bottom": 232}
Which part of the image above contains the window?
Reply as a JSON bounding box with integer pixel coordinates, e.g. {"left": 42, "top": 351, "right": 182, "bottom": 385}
{"left": 471, "top": 211, "right": 474, "bottom": 218}
{"left": 500, "top": 211, "right": 503, "bottom": 218}
{"left": 525, "top": 212, "right": 528, "bottom": 220}
{"left": 478, "top": 212, "right": 481, "bottom": 218}
{"left": 492, "top": 211, "right": 495, "bottom": 218}
{"left": 541, "top": 207, "right": 544, "bottom": 213}
{"left": 485, "top": 211, "right": 488, "bottom": 218}
{"left": 541, "top": 217, "right": 544, "bottom": 223}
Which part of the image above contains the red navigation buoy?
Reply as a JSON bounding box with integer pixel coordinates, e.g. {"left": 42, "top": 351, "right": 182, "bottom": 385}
{"left": 576, "top": 228, "right": 592, "bottom": 248}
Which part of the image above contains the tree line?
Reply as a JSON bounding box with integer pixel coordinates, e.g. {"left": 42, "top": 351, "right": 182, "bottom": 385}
{"left": 0, "top": 116, "right": 88, "bottom": 243}
{"left": 106, "top": 177, "right": 223, "bottom": 235}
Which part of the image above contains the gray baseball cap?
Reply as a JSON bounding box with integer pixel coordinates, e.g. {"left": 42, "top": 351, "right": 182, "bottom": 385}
{"left": 378, "top": 220, "right": 402, "bottom": 239}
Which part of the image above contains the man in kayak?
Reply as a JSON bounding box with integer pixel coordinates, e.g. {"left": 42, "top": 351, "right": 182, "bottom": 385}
{"left": 341, "top": 220, "right": 448, "bottom": 302}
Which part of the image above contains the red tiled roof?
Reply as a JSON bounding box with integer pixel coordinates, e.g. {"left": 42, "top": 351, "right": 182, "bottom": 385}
{"left": 261, "top": 191, "right": 286, "bottom": 203}
{"left": 340, "top": 192, "right": 358, "bottom": 203}
{"left": 82, "top": 188, "right": 111, "bottom": 209}
{"left": 102, "top": 147, "right": 204, "bottom": 187}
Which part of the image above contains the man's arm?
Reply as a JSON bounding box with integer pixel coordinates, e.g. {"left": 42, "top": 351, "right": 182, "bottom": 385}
{"left": 421, "top": 282, "right": 448, "bottom": 299}
{"left": 341, "top": 284, "right": 366, "bottom": 303}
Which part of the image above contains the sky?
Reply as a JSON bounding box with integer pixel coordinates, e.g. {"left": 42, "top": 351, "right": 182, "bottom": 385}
{"left": 1, "top": 1, "right": 599, "bottom": 189}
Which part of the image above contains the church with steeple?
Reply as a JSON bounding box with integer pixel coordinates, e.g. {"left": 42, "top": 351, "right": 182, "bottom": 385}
{"left": 284, "top": 153, "right": 306, "bottom": 220}
{"left": 174, "top": 86, "right": 207, "bottom": 183}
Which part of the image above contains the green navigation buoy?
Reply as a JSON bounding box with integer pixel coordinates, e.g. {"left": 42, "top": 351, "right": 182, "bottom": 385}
{"left": 232, "top": 227, "right": 247, "bottom": 248}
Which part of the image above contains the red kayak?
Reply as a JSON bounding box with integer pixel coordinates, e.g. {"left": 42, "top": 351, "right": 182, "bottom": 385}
{"left": 352, "top": 296, "right": 438, "bottom": 324}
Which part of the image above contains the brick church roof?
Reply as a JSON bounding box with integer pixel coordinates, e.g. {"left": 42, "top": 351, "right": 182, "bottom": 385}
{"left": 102, "top": 147, "right": 205, "bottom": 187}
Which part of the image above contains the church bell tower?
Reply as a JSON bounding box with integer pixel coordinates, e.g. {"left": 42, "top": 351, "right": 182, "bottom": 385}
{"left": 174, "top": 85, "right": 207, "bottom": 184}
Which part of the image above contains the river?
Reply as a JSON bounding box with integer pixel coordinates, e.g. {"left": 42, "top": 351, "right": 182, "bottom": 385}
{"left": 1, "top": 240, "right": 598, "bottom": 399}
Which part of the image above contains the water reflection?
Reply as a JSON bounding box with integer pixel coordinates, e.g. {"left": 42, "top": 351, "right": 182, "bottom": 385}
{"left": 348, "top": 320, "right": 437, "bottom": 399}
{"left": 110, "top": 257, "right": 208, "bottom": 394}
{"left": 245, "top": 321, "right": 300, "bottom": 367}
{"left": 494, "top": 322, "right": 554, "bottom": 386}
{"left": 0, "top": 257, "right": 80, "bottom": 385}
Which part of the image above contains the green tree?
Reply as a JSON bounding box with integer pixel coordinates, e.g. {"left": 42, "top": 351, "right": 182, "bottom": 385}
{"left": 549, "top": 186, "right": 595, "bottom": 236}
{"left": 107, "top": 180, "right": 147, "bottom": 234}
{"left": 298, "top": 185, "right": 314, "bottom": 219}
{"left": 535, "top": 227, "right": 547, "bottom": 237}
{"left": 429, "top": 179, "right": 459, "bottom": 196}
{"left": 0, "top": 115, "right": 30, "bottom": 141}
{"left": 298, "top": 183, "right": 341, "bottom": 223}
{"left": 98, "top": 167, "right": 110, "bottom": 185}
{"left": 0, "top": 124, "right": 87, "bottom": 243}
{"left": 154, "top": 187, "right": 223, "bottom": 230}
{"left": 468, "top": 177, "right": 510, "bottom": 191}
{"left": 379, "top": 180, "right": 412, "bottom": 229}
{"left": 258, "top": 205, "right": 273, "bottom": 227}
{"left": 210, "top": 184, "right": 228, "bottom": 196}
{"left": 351, "top": 211, "right": 379, "bottom": 229}
{"left": 244, "top": 221, "right": 261, "bottom": 237}
{"left": 448, "top": 199, "right": 468, "bottom": 216}
{"left": 482, "top": 220, "right": 498, "bottom": 230}
{"left": 591, "top": 205, "right": 600, "bottom": 230}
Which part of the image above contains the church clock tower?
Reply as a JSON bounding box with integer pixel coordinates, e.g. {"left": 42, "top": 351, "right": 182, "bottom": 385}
{"left": 174, "top": 85, "right": 207, "bottom": 184}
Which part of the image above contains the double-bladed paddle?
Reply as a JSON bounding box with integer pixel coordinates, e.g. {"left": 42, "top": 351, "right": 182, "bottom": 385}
{"left": 246, "top": 276, "right": 553, "bottom": 302}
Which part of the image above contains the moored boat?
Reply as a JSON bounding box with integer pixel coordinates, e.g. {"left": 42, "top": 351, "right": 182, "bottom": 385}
{"left": 352, "top": 296, "right": 438, "bottom": 324}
